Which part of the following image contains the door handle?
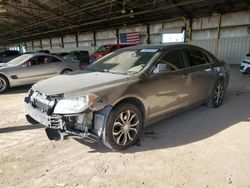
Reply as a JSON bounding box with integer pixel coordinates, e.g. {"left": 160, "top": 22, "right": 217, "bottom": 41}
{"left": 182, "top": 73, "right": 189, "bottom": 79}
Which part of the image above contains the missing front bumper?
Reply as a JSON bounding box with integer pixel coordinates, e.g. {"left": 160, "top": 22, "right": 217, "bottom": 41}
{"left": 25, "top": 103, "right": 106, "bottom": 144}
{"left": 45, "top": 127, "right": 101, "bottom": 144}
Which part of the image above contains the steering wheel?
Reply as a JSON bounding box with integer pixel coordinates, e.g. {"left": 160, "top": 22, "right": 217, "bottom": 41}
{"left": 158, "top": 60, "right": 178, "bottom": 70}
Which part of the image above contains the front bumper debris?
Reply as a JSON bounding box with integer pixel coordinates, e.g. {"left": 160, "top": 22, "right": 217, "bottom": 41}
{"left": 25, "top": 102, "right": 104, "bottom": 144}
{"left": 26, "top": 103, "right": 63, "bottom": 128}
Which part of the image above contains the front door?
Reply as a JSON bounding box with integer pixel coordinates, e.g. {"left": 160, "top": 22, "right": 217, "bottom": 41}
{"left": 146, "top": 49, "right": 191, "bottom": 119}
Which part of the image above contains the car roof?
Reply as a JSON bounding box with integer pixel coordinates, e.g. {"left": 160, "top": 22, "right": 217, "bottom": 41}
{"left": 25, "top": 53, "right": 64, "bottom": 60}
{"left": 121, "top": 43, "right": 202, "bottom": 51}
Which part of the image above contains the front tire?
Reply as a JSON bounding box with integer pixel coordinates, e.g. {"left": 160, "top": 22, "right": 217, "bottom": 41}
{"left": 206, "top": 79, "right": 225, "bottom": 108}
{"left": 0, "top": 75, "right": 9, "bottom": 93}
{"left": 105, "top": 103, "right": 143, "bottom": 150}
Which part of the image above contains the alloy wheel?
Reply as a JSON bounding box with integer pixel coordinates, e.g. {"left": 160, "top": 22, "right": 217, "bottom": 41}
{"left": 214, "top": 83, "right": 224, "bottom": 106}
{"left": 112, "top": 110, "right": 140, "bottom": 146}
{"left": 0, "top": 77, "right": 7, "bottom": 93}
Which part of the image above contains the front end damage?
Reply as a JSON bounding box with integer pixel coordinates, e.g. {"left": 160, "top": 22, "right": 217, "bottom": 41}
{"left": 24, "top": 89, "right": 111, "bottom": 145}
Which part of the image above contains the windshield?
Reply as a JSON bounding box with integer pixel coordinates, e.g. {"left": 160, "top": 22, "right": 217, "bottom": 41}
{"left": 7, "top": 54, "right": 33, "bottom": 66}
{"left": 86, "top": 49, "right": 158, "bottom": 74}
{"left": 96, "top": 45, "right": 110, "bottom": 53}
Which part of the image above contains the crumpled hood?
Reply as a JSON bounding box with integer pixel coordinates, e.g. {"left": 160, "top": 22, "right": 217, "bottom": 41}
{"left": 33, "top": 71, "right": 130, "bottom": 97}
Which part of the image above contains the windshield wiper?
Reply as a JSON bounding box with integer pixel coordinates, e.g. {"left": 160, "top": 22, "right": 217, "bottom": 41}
{"left": 103, "top": 69, "right": 127, "bottom": 75}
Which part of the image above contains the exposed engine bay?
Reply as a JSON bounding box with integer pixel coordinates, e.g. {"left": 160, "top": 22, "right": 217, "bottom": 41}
{"left": 25, "top": 88, "right": 111, "bottom": 145}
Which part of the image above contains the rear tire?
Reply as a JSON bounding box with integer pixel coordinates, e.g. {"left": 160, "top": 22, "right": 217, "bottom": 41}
{"left": 0, "top": 75, "right": 9, "bottom": 93}
{"left": 104, "top": 103, "right": 143, "bottom": 150}
{"left": 206, "top": 79, "right": 225, "bottom": 108}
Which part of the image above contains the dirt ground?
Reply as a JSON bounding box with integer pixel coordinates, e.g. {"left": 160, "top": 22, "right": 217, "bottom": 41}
{"left": 0, "top": 66, "right": 250, "bottom": 188}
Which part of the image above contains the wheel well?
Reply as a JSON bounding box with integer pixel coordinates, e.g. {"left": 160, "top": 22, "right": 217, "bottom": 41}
{"left": 60, "top": 68, "right": 73, "bottom": 74}
{"left": 0, "top": 73, "right": 9, "bottom": 86}
{"left": 114, "top": 97, "right": 146, "bottom": 123}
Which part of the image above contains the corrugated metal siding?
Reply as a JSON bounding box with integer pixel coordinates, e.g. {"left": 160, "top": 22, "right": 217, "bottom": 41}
{"left": 150, "top": 34, "right": 161, "bottom": 44}
{"left": 218, "top": 37, "right": 250, "bottom": 64}
{"left": 191, "top": 39, "right": 216, "bottom": 54}
{"left": 191, "top": 37, "right": 250, "bottom": 64}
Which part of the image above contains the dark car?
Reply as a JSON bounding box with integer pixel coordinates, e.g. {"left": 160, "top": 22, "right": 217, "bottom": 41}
{"left": 0, "top": 50, "right": 20, "bottom": 63}
{"left": 37, "top": 50, "right": 50, "bottom": 54}
{"left": 25, "top": 44, "right": 230, "bottom": 150}
{"left": 63, "top": 50, "right": 89, "bottom": 68}
{"left": 53, "top": 52, "right": 69, "bottom": 58}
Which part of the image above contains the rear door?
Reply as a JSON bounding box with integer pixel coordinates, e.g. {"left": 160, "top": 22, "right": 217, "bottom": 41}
{"left": 49, "top": 56, "right": 67, "bottom": 74}
{"left": 182, "top": 48, "right": 217, "bottom": 103}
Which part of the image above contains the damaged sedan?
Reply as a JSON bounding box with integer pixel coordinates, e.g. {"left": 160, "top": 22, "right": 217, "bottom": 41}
{"left": 25, "top": 44, "right": 230, "bottom": 150}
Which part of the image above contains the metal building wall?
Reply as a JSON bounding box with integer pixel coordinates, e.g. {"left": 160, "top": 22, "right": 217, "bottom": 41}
{"left": 218, "top": 37, "right": 250, "bottom": 64}
{"left": 191, "top": 10, "right": 250, "bottom": 64}
{"left": 20, "top": 10, "right": 250, "bottom": 64}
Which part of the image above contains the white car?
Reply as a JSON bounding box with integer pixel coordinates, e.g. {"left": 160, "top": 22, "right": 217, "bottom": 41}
{"left": 240, "top": 53, "right": 250, "bottom": 73}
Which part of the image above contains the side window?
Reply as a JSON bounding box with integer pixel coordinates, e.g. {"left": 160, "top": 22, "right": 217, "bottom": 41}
{"left": 153, "top": 50, "right": 185, "bottom": 74}
{"left": 37, "top": 56, "right": 51, "bottom": 65}
{"left": 51, "top": 56, "right": 61, "bottom": 63}
{"left": 25, "top": 57, "right": 37, "bottom": 66}
{"left": 110, "top": 46, "right": 118, "bottom": 52}
{"left": 186, "top": 49, "right": 207, "bottom": 66}
{"left": 79, "top": 51, "right": 89, "bottom": 56}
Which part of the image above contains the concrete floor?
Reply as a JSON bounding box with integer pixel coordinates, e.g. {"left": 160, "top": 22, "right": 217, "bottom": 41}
{"left": 0, "top": 65, "right": 249, "bottom": 188}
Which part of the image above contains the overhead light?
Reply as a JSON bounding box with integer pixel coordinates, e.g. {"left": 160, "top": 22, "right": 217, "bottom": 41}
{"left": 121, "top": 9, "right": 126, "bottom": 14}
{"left": 129, "top": 10, "right": 134, "bottom": 18}
{"left": 0, "top": 5, "right": 7, "bottom": 13}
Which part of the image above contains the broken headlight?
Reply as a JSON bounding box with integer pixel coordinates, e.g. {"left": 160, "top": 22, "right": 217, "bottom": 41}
{"left": 53, "top": 95, "right": 98, "bottom": 114}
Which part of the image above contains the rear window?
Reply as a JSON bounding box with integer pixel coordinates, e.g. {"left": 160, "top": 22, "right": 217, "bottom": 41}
{"left": 51, "top": 56, "right": 61, "bottom": 62}
{"left": 79, "top": 51, "right": 89, "bottom": 55}
{"left": 186, "top": 49, "right": 207, "bottom": 66}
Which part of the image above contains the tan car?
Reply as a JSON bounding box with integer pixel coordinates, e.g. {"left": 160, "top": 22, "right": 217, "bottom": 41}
{"left": 25, "top": 44, "right": 230, "bottom": 150}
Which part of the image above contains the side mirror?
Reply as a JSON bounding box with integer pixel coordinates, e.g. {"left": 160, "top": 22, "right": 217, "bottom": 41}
{"left": 22, "top": 62, "right": 29, "bottom": 68}
{"left": 153, "top": 63, "right": 170, "bottom": 74}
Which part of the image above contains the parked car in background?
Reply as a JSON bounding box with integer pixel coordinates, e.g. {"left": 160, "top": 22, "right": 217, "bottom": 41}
{"left": 25, "top": 44, "right": 230, "bottom": 150}
{"left": 240, "top": 53, "right": 250, "bottom": 74}
{"left": 0, "top": 53, "right": 79, "bottom": 93}
{"left": 0, "top": 50, "right": 20, "bottom": 63}
{"left": 53, "top": 52, "right": 69, "bottom": 58}
{"left": 63, "top": 50, "right": 89, "bottom": 62}
{"left": 63, "top": 50, "right": 89, "bottom": 68}
{"left": 37, "top": 50, "right": 50, "bottom": 54}
{"left": 90, "top": 44, "right": 137, "bottom": 63}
